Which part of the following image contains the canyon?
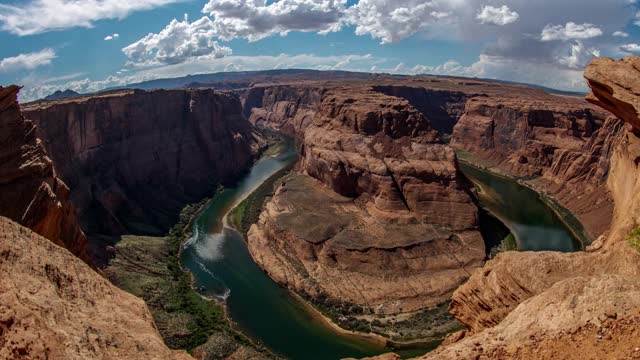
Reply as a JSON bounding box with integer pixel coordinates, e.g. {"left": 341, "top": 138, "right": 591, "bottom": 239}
{"left": 397, "top": 56, "right": 640, "bottom": 360}
{"left": 247, "top": 84, "right": 485, "bottom": 315}
{"left": 22, "top": 89, "right": 256, "bottom": 263}
{"left": 1, "top": 55, "right": 639, "bottom": 359}
{"left": 0, "top": 85, "right": 88, "bottom": 262}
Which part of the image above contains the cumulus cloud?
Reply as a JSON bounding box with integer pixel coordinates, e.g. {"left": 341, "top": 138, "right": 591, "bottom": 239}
{"left": 0, "top": 0, "right": 183, "bottom": 36}
{"left": 557, "top": 41, "right": 600, "bottom": 69}
{"left": 122, "top": 15, "right": 232, "bottom": 66}
{"left": 201, "top": 0, "right": 346, "bottom": 42}
{"left": 0, "top": 48, "right": 56, "bottom": 74}
{"left": 541, "top": 22, "right": 603, "bottom": 41}
{"left": 345, "top": 0, "right": 459, "bottom": 44}
{"left": 104, "top": 33, "right": 119, "bottom": 40}
{"left": 621, "top": 43, "right": 640, "bottom": 53}
{"left": 613, "top": 31, "right": 630, "bottom": 37}
{"left": 476, "top": 5, "right": 519, "bottom": 26}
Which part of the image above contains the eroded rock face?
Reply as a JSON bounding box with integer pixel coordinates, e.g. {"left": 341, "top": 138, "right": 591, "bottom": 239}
{"left": 302, "top": 87, "right": 478, "bottom": 228}
{"left": 249, "top": 174, "right": 484, "bottom": 313}
{"left": 23, "top": 89, "right": 254, "bottom": 262}
{"left": 248, "top": 85, "right": 484, "bottom": 313}
{"left": 422, "top": 271, "right": 640, "bottom": 360}
{"left": 0, "top": 86, "right": 88, "bottom": 261}
{"left": 0, "top": 216, "right": 192, "bottom": 360}
{"left": 585, "top": 56, "right": 640, "bottom": 134}
{"left": 244, "top": 84, "right": 323, "bottom": 137}
{"left": 371, "top": 85, "right": 470, "bottom": 134}
{"left": 450, "top": 95, "right": 616, "bottom": 239}
{"left": 416, "top": 56, "right": 640, "bottom": 360}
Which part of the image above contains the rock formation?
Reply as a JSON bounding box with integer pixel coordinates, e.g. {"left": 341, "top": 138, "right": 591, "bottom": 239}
{"left": 0, "top": 216, "right": 192, "bottom": 360}
{"left": 22, "top": 89, "right": 254, "bottom": 263}
{"left": 247, "top": 85, "right": 485, "bottom": 313}
{"left": 410, "top": 56, "right": 640, "bottom": 359}
{"left": 585, "top": 56, "right": 640, "bottom": 134}
{"left": 450, "top": 93, "right": 617, "bottom": 239}
{"left": 244, "top": 84, "right": 323, "bottom": 136}
{"left": 0, "top": 85, "right": 88, "bottom": 261}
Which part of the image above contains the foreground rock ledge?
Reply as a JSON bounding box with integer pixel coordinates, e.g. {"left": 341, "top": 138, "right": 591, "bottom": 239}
{"left": 0, "top": 216, "right": 192, "bottom": 360}
{"left": 400, "top": 56, "right": 640, "bottom": 359}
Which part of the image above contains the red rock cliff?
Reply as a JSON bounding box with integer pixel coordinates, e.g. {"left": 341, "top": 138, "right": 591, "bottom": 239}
{"left": 450, "top": 94, "right": 618, "bottom": 239}
{"left": 0, "top": 216, "right": 192, "bottom": 360}
{"left": 247, "top": 84, "right": 484, "bottom": 314}
{"left": 413, "top": 56, "right": 640, "bottom": 360}
{"left": 22, "top": 89, "right": 254, "bottom": 262}
{"left": 0, "top": 85, "right": 88, "bottom": 261}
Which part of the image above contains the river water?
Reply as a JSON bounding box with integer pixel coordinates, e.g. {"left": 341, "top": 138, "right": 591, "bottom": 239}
{"left": 460, "top": 163, "right": 581, "bottom": 252}
{"left": 180, "top": 144, "right": 579, "bottom": 360}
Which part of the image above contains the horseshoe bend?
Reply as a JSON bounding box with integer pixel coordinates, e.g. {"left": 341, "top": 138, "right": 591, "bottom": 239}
{"left": 2, "top": 54, "right": 640, "bottom": 359}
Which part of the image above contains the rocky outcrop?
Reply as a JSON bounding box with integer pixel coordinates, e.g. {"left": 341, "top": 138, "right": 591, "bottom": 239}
{"left": 414, "top": 56, "right": 640, "bottom": 360}
{"left": 0, "top": 85, "right": 88, "bottom": 261}
{"left": 0, "top": 216, "right": 192, "bottom": 360}
{"left": 302, "top": 87, "right": 478, "bottom": 227}
{"left": 243, "top": 84, "right": 323, "bottom": 137}
{"left": 585, "top": 56, "right": 640, "bottom": 134}
{"left": 371, "top": 85, "right": 470, "bottom": 134}
{"left": 450, "top": 94, "right": 616, "bottom": 239}
{"left": 23, "top": 89, "right": 254, "bottom": 262}
{"left": 422, "top": 270, "right": 640, "bottom": 360}
{"left": 248, "top": 85, "right": 484, "bottom": 313}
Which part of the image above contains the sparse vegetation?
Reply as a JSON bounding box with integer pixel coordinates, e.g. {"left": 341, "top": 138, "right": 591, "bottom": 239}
{"left": 626, "top": 225, "right": 640, "bottom": 253}
{"left": 107, "top": 197, "right": 274, "bottom": 358}
{"left": 299, "top": 291, "right": 461, "bottom": 343}
{"left": 228, "top": 166, "right": 292, "bottom": 235}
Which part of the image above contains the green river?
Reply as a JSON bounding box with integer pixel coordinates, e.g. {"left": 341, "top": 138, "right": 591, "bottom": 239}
{"left": 180, "top": 143, "right": 579, "bottom": 360}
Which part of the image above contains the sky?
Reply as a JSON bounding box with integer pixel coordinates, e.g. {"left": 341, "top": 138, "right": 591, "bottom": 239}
{"left": 1, "top": 0, "right": 640, "bottom": 102}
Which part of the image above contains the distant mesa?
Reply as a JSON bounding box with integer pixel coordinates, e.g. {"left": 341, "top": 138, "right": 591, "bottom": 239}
{"left": 44, "top": 89, "right": 80, "bottom": 101}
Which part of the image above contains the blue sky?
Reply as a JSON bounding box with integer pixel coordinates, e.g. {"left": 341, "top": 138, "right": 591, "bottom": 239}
{"left": 1, "top": 0, "right": 639, "bottom": 101}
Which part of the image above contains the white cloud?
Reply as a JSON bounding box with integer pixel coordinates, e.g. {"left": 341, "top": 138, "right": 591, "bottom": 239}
{"left": 17, "top": 53, "right": 378, "bottom": 102}
{"left": 0, "top": 0, "right": 184, "bottom": 36}
{"left": 201, "top": 0, "right": 346, "bottom": 42}
{"left": 345, "top": 0, "right": 457, "bottom": 44}
{"left": 0, "top": 49, "right": 56, "bottom": 74}
{"left": 621, "top": 43, "right": 640, "bottom": 53}
{"left": 613, "top": 31, "right": 630, "bottom": 37}
{"left": 122, "top": 15, "right": 232, "bottom": 66}
{"left": 557, "top": 41, "right": 600, "bottom": 69}
{"left": 541, "top": 22, "right": 603, "bottom": 41}
{"left": 104, "top": 33, "right": 119, "bottom": 40}
{"left": 476, "top": 5, "right": 519, "bottom": 26}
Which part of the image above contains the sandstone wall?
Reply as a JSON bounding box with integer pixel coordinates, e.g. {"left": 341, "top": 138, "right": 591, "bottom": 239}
{"left": 412, "top": 56, "right": 640, "bottom": 360}
{"left": 0, "top": 216, "right": 192, "bottom": 360}
{"left": 243, "top": 84, "right": 323, "bottom": 137}
{"left": 0, "top": 86, "right": 88, "bottom": 261}
{"left": 23, "top": 89, "right": 254, "bottom": 261}
{"left": 247, "top": 84, "right": 485, "bottom": 313}
{"left": 450, "top": 95, "right": 617, "bottom": 239}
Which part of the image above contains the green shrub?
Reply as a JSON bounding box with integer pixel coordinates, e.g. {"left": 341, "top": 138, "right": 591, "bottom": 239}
{"left": 626, "top": 226, "right": 640, "bottom": 252}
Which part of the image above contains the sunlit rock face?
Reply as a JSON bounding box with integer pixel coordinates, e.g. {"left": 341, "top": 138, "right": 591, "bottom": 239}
{"left": 247, "top": 82, "right": 484, "bottom": 314}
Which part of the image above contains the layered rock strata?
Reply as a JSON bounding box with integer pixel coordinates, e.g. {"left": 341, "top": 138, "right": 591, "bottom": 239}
{"left": 23, "top": 89, "right": 254, "bottom": 262}
{"left": 0, "top": 216, "right": 192, "bottom": 360}
{"left": 244, "top": 84, "right": 323, "bottom": 137}
{"left": 248, "top": 86, "right": 485, "bottom": 313}
{"left": 450, "top": 94, "right": 618, "bottom": 239}
{"left": 0, "top": 85, "right": 88, "bottom": 261}
{"left": 411, "top": 56, "right": 640, "bottom": 359}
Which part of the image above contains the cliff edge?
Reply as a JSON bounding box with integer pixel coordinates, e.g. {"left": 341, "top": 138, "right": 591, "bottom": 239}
{"left": 0, "top": 216, "right": 192, "bottom": 359}
{"left": 0, "top": 85, "right": 88, "bottom": 262}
